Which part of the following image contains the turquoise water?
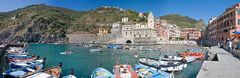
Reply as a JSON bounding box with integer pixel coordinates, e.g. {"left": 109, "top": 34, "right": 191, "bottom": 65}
{"left": 26, "top": 44, "right": 202, "bottom": 78}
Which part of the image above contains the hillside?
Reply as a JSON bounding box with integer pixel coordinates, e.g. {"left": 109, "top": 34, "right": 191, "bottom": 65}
{"left": 0, "top": 4, "right": 142, "bottom": 43}
{"left": 160, "top": 14, "right": 204, "bottom": 28}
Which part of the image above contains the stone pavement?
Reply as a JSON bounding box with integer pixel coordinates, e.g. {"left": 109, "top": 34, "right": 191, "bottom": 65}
{"left": 197, "top": 46, "right": 240, "bottom": 78}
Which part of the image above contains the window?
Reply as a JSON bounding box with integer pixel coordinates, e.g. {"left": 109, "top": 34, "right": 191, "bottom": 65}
{"left": 238, "top": 9, "right": 240, "bottom": 15}
{"left": 238, "top": 19, "right": 240, "bottom": 25}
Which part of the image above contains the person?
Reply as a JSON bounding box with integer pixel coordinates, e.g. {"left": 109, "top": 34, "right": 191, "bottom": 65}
{"left": 228, "top": 40, "right": 232, "bottom": 52}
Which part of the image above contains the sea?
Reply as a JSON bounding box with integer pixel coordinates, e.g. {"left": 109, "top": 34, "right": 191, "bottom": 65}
{"left": 26, "top": 44, "right": 203, "bottom": 78}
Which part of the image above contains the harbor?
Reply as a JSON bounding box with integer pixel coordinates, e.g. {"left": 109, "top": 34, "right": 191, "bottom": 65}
{"left": 13, "top": 43, "right": 204, "bottom": 78}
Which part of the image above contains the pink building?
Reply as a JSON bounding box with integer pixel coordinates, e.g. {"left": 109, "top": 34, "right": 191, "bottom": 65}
{"left": 181, "top": 28, "right": 201, "bottom": 40}
{"left": 207, "top": 3, "right": 240, "bottom": 42}
{"left": 155, "top": 20, "right": 169, "bottom": 40}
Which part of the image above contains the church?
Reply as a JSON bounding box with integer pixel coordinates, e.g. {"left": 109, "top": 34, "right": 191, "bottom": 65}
{"left": 115, "top": 12, "right": 158, "bottom": 44}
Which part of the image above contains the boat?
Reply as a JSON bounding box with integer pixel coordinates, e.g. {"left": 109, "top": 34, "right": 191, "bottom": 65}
{"left": 178, "top": 52, "right": 204, "bottom": 59}
{"left": 113, "top": 64, "right": 138, "bottom": 78}
{"left": 89, "top": 48, "right": 103, "bottom": 52}
{"left": 60, "top": 50, "right": 73, "bottom": 55}
{"left": 161, "top": 55, "right": 183, "bottom": 61}
{"left": 63, "top": 75, "right": 77, "bottom": 78}
{"left": 91, "top": 67, "right": 114, "bottom": 78}
{"left": 138, "top": 58, "right": 187, "bottom": 72}
{"left": 107, "top": 44, "right": 123, "bottom": 49}
{"left": 135, "top": 64, "right": 171, "bottom": 78}
{"left": 24, "top": 66, "right": 62, "bottom": 78}
{"left": 9, "top": 59, "right": 44, "bottom": 69}
{"left": 7, "top": 47, "right": 28, "bottom": 55}
{"left": 7, "top": 54, "right": 37, "bottom": 62}
{"left": 63, "top": 69, "right": 77, "bottom": 78}
{"left": 161, "top": 55, "right": 195, "bottom": 63}
{"left": 184, "top": 56, "right": 196, "bottom": 63}
{"left": 3, "top": 67, "right": 42, "bottom": 78}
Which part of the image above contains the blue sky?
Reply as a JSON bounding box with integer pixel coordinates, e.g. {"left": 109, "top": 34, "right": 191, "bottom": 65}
{"left": 0, "top": 0, "right": 239, "bottom": 23}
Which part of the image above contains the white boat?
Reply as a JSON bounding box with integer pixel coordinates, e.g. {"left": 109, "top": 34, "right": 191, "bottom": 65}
{"left": 139, "top": 58, "right": 187, "bottom": 72}
{"left": 60, "top": 51, "right": 73, "bottom": 55}
{"left": 89, "top": 49, "right": 102, "bottom": 52}
{"left": 62, "top": 75, "right": 77, "bottom": 78}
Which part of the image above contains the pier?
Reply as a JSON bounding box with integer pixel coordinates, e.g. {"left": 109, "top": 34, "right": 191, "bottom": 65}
{"left": 197, "top": 46, "right": 240, "bottom": 78}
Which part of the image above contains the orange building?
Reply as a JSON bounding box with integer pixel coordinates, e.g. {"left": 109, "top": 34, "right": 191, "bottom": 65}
{"left": 207, "top": 3, "right": 240, "bottom": 42}
{"left": 181, "top": 28, "right": 202, "bottom": 40}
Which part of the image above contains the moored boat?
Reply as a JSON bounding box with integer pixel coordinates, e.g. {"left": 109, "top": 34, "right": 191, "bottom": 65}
{"left": 178, "top": 52, "right": 204, "bottom": 59}
{"left": 7, "top": 54, "right": 37, "bottom": 62}
{"left": 138, "top": 58, "right": 187, "bottom": 72}
{"left": 135, "top": 64, "right": 171, "bottom": 78}
{"left": 113, "top": 64, "right": 138, "bottom": 78}
{"left": 89, "top": 48, "right": 103, "bottom": 52}
{"left": 91, "top": 67, "right": 114, "bottom": 78}
{"left": 60, "top": 50, "right": 73, "bottom": 55}
{"left": 24, "top": 66, "right": 62, "bottom": 78}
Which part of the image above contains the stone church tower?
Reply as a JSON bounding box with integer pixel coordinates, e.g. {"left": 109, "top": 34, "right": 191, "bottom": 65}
{"left": 147, "top": 12, "right": 154, "bottom": 29}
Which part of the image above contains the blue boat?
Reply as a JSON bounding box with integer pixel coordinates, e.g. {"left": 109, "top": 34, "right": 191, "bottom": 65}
{"left": 9, "top": 59, "right": 44, "bottom": 69}
{"left": 3, "top": 67, "right": 40, "bottom": 78}
{"left": 135, "top": 64, "right": 171, "bottom": 78}
{"left": 91, "top": 67, "right": 114, "bottom": 78}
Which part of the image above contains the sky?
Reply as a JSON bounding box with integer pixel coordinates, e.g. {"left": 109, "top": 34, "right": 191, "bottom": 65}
{"left": 0, "top": 0, "right": 239, "bottom": 24}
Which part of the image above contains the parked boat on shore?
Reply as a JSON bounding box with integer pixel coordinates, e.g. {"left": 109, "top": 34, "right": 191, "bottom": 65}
{"left": 113, "top": 64, "right": 138, "bottom": 78}
{"left": 91, "top": 67, "right": 114, "bottom": 78}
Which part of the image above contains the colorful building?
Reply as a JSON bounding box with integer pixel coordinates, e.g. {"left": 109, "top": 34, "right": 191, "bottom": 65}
{"left": 207, "top": 3, "right": 240, "bottom": 42}
{"left": 181, "top": 28, "right": 202, "bottom": 40}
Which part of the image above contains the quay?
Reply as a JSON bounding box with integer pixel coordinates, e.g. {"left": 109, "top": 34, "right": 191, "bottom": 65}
{"left": 197, "top": 46, "right": 240, "bottom": 78}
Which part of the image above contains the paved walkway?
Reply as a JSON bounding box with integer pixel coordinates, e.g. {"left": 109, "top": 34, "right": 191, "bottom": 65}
{"left": 197, "top": 46, "right": 240, "bottom": 78}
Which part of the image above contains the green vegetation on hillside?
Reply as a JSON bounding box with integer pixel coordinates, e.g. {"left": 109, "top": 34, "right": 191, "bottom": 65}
{"left": 160, "top": 14, "right": 203, "bottom": 28}
{"left": 0, "top": 4, "right": 143, "bottom": 43}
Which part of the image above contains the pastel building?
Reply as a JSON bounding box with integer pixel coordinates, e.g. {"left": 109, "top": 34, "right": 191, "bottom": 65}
{"left": 181, "top": 28, "right": 202, "bottom": 40}
{"left": 207, "top": 3, "right": 240, "bottom": 42}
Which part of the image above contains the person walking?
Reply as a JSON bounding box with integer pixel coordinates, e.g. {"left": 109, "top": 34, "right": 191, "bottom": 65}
{"left": 228, "top": 40, "right": 233, "bottom": 52}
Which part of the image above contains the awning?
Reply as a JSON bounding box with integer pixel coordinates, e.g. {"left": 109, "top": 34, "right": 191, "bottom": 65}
{"left": 231, "top": 31, "right": 240, "bottom": 37}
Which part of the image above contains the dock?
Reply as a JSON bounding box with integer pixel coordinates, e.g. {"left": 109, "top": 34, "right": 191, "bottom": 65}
{"left": 197, "top": 46, "right": 240, "bottom": 78}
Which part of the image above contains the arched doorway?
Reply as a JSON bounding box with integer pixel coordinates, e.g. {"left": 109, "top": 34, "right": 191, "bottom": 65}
{"left": 126, "top": 40, "right": 132, "bottom": 44}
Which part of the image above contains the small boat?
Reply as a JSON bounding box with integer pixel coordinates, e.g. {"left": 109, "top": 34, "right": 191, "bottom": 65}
{"left": 178, "top": 52, "right": 204, "bottom": 59}
{"left": 24, "top": 66, "right": 62, "bottom": 78}
{"left": 113, "top": 64, "right": 138, "bottom": 78}
{"left": 139, "top": 58, "right": 187, "bottom": 72}
{"left": 161, "top": 55, "right": 183, "bottom": 61}
{"left": 9, "top": 59, "right": 44, "bottom": 69}
{"left": 91, "top": 67, "right": 114, "bottom": 78}
{"left": 3, "top": 67, "right": 40, "bottom": 78}
{"left": 89, "top": 48, "right": 103, "bottom": 52}
{"left": 7, "top": 47, "right": 26, "bottom": 53}
{"left": 60, "top": 50, "right": 73, "bottom": 55}
{"left": 62, "top": 69, "right": 77, "bottom": 78}
{"left": 7, "top": 54, "right": 37, "bottom": 62}
{"left": 134, "top": 53, "right": 139, "bottom": 58}
{"left": 135, "top": 64, "right": 171, "bottom": 78}
{"left": 184, "top": 56, "right": 196, "bottom": 63}
{"left": 63, "top": 75, "right": 77, "bottom": 78}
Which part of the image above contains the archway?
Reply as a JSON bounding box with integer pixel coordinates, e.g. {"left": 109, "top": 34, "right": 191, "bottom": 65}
{"left": 126, "top": 40, "right": 132, "bottom": 44}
